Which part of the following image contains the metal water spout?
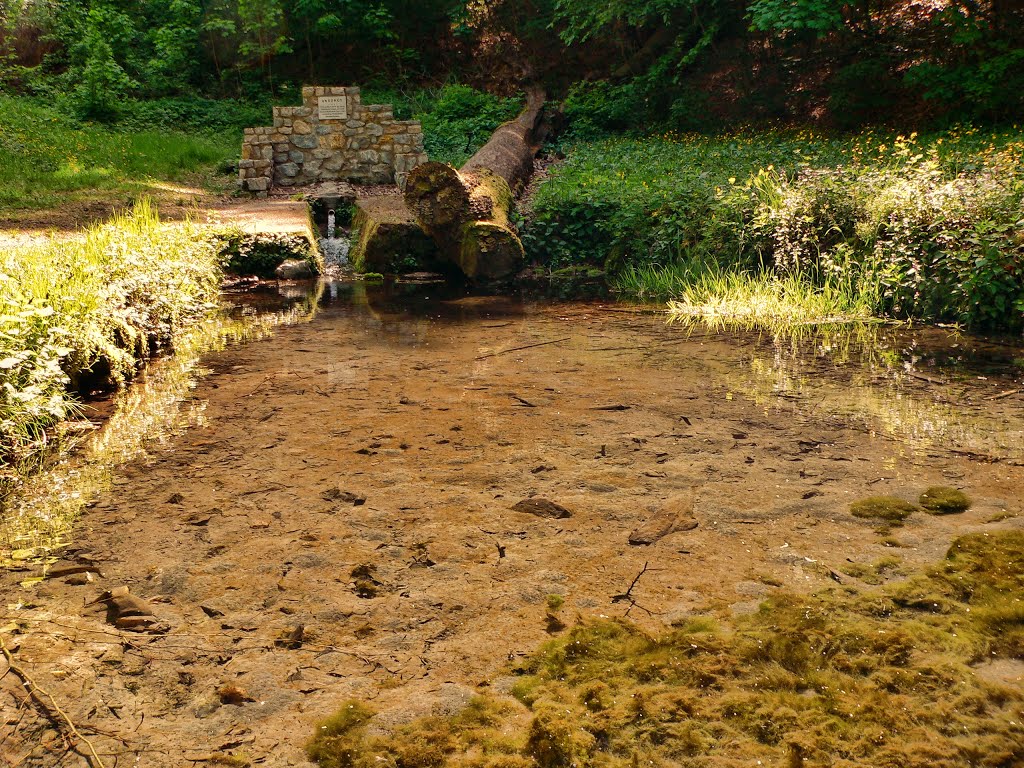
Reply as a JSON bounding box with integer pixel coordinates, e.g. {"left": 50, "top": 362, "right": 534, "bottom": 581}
{"left": 327, "top": 209, "right": 336, "bottom": 240}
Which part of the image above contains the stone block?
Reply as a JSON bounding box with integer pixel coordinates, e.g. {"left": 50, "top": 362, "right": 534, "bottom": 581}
{"left": 243, "top": 127, "right": 255, "bottom": 135}
{"left": 246, "top": 177, "right": 269, "bottom": 192}
{"left": 408, "top": 123, "right": 422, "bottom": 134}
{"left": 324, "top": 156, "right": 345, "bottom": 172}
{"left": 292, "top": 119, "right": 312, "bottom": 135}
{"left": 393, "top": 135, "right": 412, "bottom": 147}
{"left": 241, "top": 145, "right": 254, "bottom": 160}
{"left": 289, "top": 150, "right": 305, "bottom": 163}
{"left": 274, "top": 153, "right": 289, "bottom": 164}
{"left": 312, "top": 148, "right": 333, "bottom": 159}
{"left": 238, "top": 159, "right": 254, "bottom": 169}
{"left": 302, "top": 86, "right": 315, "bottom": 100}
{"left": 351, "top": 137, "right": 370, "bottom": 150}
{"left": 278, "top": 162, "right": 300, "bottom": 177}
{"left": 316, "top": 125, "right": 332, "bottom": 135}
{"left": 274, "top": 143, "right": 288, "bottom": 153}
{"left": 346, "top": 120, "right": 365, "bottom": 129}
{"left": 291, "top": 134, "right": 318, "bottom": 149}
{"left": 378, "top": 149, "right": 393, "bottom": 165}
{"left": 260, "top": 146, "right": 274, "bottom": 161}
{"left": 276, "top": 176, "right": 295, "bottom": 187}
{"left": 358, "top": 149, "right": 380, "bottom": 164}
{"left": 295, "top": 107, "right": 312, "bottom": 117}
{"left": 304, "top": 160, "right": 322, "bottom": 174}
{"left": 280, "top": 126, "right": 292, "bottom": 135}
{"left": 271, "top": 133, "right": 286, "bottom": 143}
{"left": 366, "top": 123, "right": 384, "bottom": 137}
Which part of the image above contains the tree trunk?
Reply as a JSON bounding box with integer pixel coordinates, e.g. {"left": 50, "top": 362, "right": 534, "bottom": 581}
{"left": 403, "top": 87, "right": 547, "bottom": 280}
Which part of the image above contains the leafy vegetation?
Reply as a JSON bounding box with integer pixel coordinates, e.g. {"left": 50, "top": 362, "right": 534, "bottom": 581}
{"left": 0, "top": 96, "right": 238, "bottom": 212}
{"left": 0, "top": 201, "right": 223, "bottom": 470}
{"left": 5, "top": 0, "right": 1022, "bottom": 129}
{"left": 308, "top": 530, "right": 1024, "bottom": 767}
{"left": 527, "top": 127, "right": 1024, "bottom": 331}
{"left": 361, "top": 84, "right": 522, "bottom": 166}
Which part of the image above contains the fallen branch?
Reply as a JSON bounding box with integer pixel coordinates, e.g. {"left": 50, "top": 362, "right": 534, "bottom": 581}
{"left": 475, "top": 337, "right": 570, "bottom": 360}
{"left": 0, "top": 636, "right": 107, "bottom": 768}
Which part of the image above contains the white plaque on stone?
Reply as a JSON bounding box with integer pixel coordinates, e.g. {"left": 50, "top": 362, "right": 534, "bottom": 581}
{"left": 318, "top": 96, "right": 348, "bottom": 121}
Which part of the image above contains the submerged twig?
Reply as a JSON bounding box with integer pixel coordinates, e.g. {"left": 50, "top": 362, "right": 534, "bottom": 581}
{"left": 0, "top": 637, "right": 107, "bottom": 768}
{"left": 475, "top": 337, "right": 570, "bottom": 360}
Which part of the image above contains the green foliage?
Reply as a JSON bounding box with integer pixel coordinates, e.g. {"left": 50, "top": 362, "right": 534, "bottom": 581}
{"left": 417, "top": 85, "right": 522, "bottom": 166}
{"left": 217, "top": 231, "right": 313, "bottom": 277}
{"left": 747, "top": 0, "right": 844, "bottom": 34}
{"left": 526, "top": 127, "right": 1024, "bottom": 330}
{"left": 0, "top": 200, "right": 223, "bottom": 464}
{"left": 904, "top": 7, "right": 1024, "bottom": 121}
{"left": 117, "top": 97, "right": 270, "bottom": 133}
{"left": 67, "top": 8, "right": 140, "bottom": 121}
{"left": 0, "top": 96, "right": 237, "bottom": 212}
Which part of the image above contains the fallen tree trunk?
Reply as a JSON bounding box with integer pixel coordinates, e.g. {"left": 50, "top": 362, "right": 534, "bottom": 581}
{"left": 403, "top": 87, "right": 547, "bottom": 280}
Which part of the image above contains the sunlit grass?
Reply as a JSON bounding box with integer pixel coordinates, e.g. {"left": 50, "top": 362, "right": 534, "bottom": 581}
{"left": 613, "top": 262, "right": 876, "bottom": 331}
{"left": 0, "top": 200, "right": 222, "bottom": 469}
{"left": 530, "top": 126, "right": 1024, "bottom": 330}
{"left": 0, "top": 96, "right": 238, "bottom": 212}
{"left": 0, "top": 284, "right": 323, "bottom": 564}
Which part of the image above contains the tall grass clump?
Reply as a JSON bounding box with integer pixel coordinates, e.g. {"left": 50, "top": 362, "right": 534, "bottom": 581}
{"left": 525, "top": 127, "right": 1024, "bottom": 331}
{"left": 0, "top": 200, "right": 222, "bottom": 470}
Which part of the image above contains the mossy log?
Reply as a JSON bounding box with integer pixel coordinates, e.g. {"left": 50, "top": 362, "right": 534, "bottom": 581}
{"left": 348, "top": 195, "right": 442, "bottom": 274}
{"left": 404, "top": 87, "right": 547, "bottom": 280}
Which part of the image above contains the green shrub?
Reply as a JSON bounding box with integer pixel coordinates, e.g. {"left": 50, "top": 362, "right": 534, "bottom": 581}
{"left": 217, "top": 231, "right": 313, "bottom": 277}
{"left": 417, "top": 85, "right": 521, "bottom": 166}
{"left": 525, "top": 127, "right": 1024, "bottom": 330}
{"left": 0, "top": 200, "right": 223, "bottom": 464}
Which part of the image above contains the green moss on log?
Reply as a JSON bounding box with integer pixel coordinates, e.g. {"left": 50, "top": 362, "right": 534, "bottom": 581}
{"left": 348, "top": 196, "right": 440, "bottom": 274}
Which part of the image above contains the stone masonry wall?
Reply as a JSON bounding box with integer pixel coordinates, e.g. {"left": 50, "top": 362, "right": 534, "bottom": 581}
{"left": 239, "top": 86, "right": 428, "bottom": 196}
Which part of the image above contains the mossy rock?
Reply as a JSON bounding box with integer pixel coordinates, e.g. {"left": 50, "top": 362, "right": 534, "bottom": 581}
{"left": 919, "top": 486, "right": 971, "bottom": 515}
{"left": 850, "top": 496, "right": 919, "bottom": 523}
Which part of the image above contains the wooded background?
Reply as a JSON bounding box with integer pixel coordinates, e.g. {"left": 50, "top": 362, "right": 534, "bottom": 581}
{"left": 2, "top": 0, "right": 1023, "bottom": 127}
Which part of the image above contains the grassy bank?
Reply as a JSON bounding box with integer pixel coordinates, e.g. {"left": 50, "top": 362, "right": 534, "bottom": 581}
{"left": 0, "top": 96, "right": 239, "bottom": 213}
{"left": 525, "top": 127, "right": 1024, "bottom": 331}
{"left": 309, "top": 530, "right": 1024, "bottom": 768}
{"left": 0, "top": 201, "right": 224, "bottom": 476}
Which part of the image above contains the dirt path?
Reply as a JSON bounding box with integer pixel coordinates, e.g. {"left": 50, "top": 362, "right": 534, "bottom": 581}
{"left": 2, "top": 290, "right": 1022, "bottom": 766}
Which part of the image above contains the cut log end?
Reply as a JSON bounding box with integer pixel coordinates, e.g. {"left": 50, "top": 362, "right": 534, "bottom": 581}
{"left": 404, "top": 162, "right": 469, "bottom": 230}
{"left": 458, "top": 222, "right": 523, "bottom": 280}
{"left": 402, "top": 88, "right": 546, "bottom": 282}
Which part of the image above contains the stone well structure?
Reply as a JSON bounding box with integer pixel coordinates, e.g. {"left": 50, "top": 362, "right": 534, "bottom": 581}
{"left": 239, "top": 86, "right": 428, "bottom": 196}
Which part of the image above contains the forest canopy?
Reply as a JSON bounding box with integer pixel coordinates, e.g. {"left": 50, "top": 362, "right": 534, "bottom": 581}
{"left": 1, "top": 0, "right": 1022, "bottom": 127}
